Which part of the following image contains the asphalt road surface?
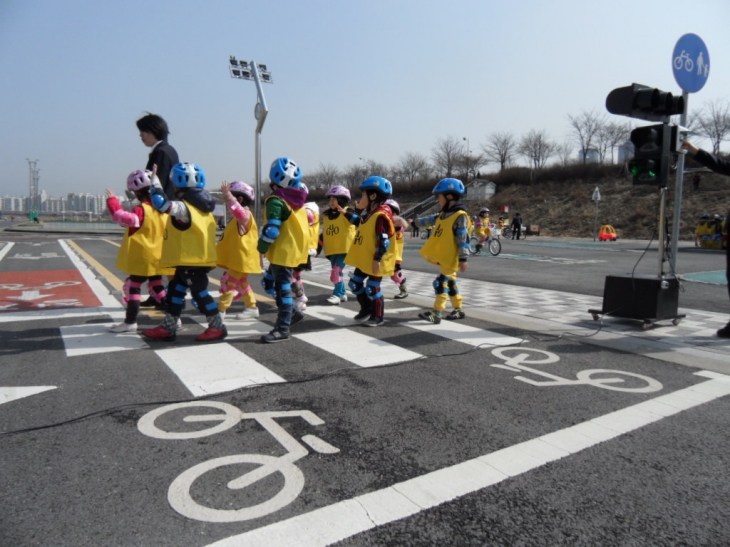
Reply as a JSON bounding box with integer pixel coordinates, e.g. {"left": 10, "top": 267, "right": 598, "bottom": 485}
{"left": 1, "top": 232, "right": 729, "bottom": 547}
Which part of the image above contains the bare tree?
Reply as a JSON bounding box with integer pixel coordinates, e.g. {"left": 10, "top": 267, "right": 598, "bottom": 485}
{"left": 342, "top": 163, "right": 365, "bottom": 189}
{"left": 306, "top": 162, "right": 340, "bottom": 189}
{"left": 596, "top": 121, "right": 630, "bottom": 163}
{"left": 518, "top": 130, "right": 556, "bottom": 170}
{"left": 695, "top": 99, "right": 730, "bottom": 154}
{"left": 431, "top": 135, "right": 462, "bottom": 177}
{"left": 397, "top": 152, "right": 432, "bottom": 183}
{"left": 555, "top": 141, "right": 575, "bottom": 166}
{"left": 481, "top": 132, "right": 516, "bottom": 171}
{"left": 567, "top": 110, "right": 606, "bottom": 164}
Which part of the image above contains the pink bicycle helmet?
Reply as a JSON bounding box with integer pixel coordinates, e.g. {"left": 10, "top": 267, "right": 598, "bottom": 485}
{"left": 325, "top": 185, "right": 351, "bottom": 200}
{"left": 479, "top": 207, "right": 490, "bottom": 214}
{"left": 127, "top": 170, "right": 152, "bottom": 191}
{"left": 229, "top": 181, "right": 255, "bottom": 203}
{"left": 384, "top": 199, "right": 400, "bottom": 215}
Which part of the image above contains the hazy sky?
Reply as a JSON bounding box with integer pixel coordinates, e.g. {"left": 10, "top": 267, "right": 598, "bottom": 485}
{"left": 1, "top": 0, "right": 729, "bottom": 197}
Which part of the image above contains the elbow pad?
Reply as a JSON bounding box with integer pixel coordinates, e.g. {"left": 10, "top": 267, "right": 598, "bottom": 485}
{"left": 261, "top": 219, "right": 281, "bottom": 244}
{"left": 378, "top": 233, "right": 390, "bottom": 252}
{"left": 151, "top": 193, "right": 171, "bottom": 213}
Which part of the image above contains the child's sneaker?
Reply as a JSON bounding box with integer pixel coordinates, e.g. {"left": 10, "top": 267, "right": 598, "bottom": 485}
{"left": 326, "top": 295, "right": 341, "bottom": 305}
{"left": 261, "top": 329, "right": 290, "bottom": 343}
{"left": 196, "top": 325, "right": 227, "bottom": 342}
{"left": 295, "top": 295, "right": 307, "bottom": 312}
{"left": 717, "top": 322, "right": 730, "bottom": 338}
{"left": 339, "top": 293, "right": 348, "bottom": 302}
{"left": 354, "top": 309, "right": 371, "bottom": 321}
{"left": 364, "top": 316, "right": 384, "bottom": 327}
{"left": 393, "top": 282, "right": 408, "bottom": 299}
{"left": 418, "top": 310, "right": 441, "bottom": 324}
{"left": 142, "top": 325, "right": 176, "bottom": 341}
{"left": 108, "top": 322, "right": 137, "bottom": 333}
{"left": 290, "top": 310, "right": 305, "bottom": 327}
{"left": 235, "top": 307, "right": 260, "bottom": 320}
{"left": 445, "top": 309, "right": 466, "bottom": 320}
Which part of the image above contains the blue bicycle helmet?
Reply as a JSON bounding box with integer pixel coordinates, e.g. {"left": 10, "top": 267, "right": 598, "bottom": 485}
{"left": 432, "top": 178, "right": 465, "bottom": 197}
{"left": 170, "top": 162, "right": 206, "bottom": 189}
{"left": 269, "top": 157, "right": 302, "bottom": 187}
{"left": 359, "top": 176, "right": 392, "bottom": 196}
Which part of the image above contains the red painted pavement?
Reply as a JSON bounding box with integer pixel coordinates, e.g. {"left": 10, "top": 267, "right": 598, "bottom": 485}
{"left": 0, "top": 269, "right": 103, "bottom": 312}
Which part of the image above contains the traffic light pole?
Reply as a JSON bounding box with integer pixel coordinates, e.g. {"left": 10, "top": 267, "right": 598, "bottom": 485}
{"left": 669, "top": 91, "right": 689, "bottom": 274}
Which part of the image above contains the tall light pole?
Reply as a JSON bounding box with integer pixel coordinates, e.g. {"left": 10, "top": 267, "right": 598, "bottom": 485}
{"left": 229, "top": 56, "right": 272, "bottom": 225}
{"left": 462, "top": 137, "right": 470, "bottom": 184}
{"left": 26, "top": 159, "right": 39, "bottom": 221}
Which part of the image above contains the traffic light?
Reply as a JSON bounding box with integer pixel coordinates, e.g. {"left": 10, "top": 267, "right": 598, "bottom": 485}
{"left": 628, "top": 124, "right": 677, "bottom": 186}
{"left": 606, "top": 83, "right": 685, "bottom": 121}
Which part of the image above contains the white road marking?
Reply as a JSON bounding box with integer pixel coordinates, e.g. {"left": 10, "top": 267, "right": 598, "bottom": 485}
{"left": 0, "top": 385, "right": 56, "bottom": 406}
{"left": 0, "top": 241, "right": 15, "bottom": 262}
{"left": 58, "top": 239, "right": 121, "bottom": 309}
{"left": 204, "top": 371, "right": 730, "bottom": 547}
{"left": 155, "top": 343, "right": 286, "bottom": 396}
{"left": 60, "top": 323, "right": 148, "bottom": 356}
{"left": 294, "top": 329, "right": 422, "bottom": 367}
{"left": 405, "top": 319, "right": 524, "bottom": 347}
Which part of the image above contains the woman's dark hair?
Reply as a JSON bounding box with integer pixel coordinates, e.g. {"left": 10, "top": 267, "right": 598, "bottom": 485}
{"left": 136, "top": 113, "right": 169, "bottom": 141}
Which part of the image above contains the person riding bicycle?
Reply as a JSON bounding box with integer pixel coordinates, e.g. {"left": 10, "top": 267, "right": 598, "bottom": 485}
{"left": 473, "top": 207, "right": 491, "bottom": 254}
{"left": 414, "top": 178, "right": 471, "bottom": 324}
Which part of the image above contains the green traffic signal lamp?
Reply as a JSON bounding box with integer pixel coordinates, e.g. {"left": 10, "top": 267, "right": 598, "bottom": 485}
{"left": 628, "top": 158, "right": 658, "bottom": 183}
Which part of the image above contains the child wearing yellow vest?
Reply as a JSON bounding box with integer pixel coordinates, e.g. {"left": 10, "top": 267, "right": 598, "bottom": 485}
{"left": 105, "top": 170, "right": 174, "bottom": 332}
{"left": 257, "top": 157, "right": 309, "bottom": 343}
{"left": 415, "top": 178, "right": 471, "bottom": 324}
{"left": 322, "top": 185, "right": 356, "bottom": 304}
{"left": 473, "top": 207, "right": 491, "bottom": 254}
{"left": 291, "top": 201, "right": 320, "bottom": 312}
{"left": 142, "top": 162, "right": 227, "bottom": 342}
{"left": 384, "top": 199, "right": 409, "bottom": 299}
{"left": 216, "top": 180, "right": 259, "bottom": 320}
{"left": 341, "top": 176, "right": 396, "bottom": 327}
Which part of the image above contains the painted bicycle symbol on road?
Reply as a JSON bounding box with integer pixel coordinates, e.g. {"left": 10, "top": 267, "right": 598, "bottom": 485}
{"left": 490, "top": 347, "right": 663, "bottom": 393}
{"left": 137, "top": 402, "right": 339, "bottom": 523}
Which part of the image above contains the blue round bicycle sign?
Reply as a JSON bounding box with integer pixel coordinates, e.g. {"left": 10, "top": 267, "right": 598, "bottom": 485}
{"left": 673, "top": 33, "right": 709, "bottom": 93}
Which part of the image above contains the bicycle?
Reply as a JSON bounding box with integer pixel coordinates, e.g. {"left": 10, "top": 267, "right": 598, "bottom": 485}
{"left": 137, "top": 402, "right": 339, "bottom": 523}
{"left": 468, "top": 226, "right": 501, "bottom": 256}
{"left": 501, "top": 225, "right": 527, "bottom": 240}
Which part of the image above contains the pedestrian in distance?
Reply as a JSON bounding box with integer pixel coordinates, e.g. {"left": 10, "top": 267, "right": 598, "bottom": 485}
{"left": 216, "top": 180, "right": 260, "bottom": 320}
{"left": 340, "top": 176, "right": 396, "bottom": 327}
{"left": 384, "top": 199, "right": 409, "bottom": 299}
{"left": 257, "top": 157, "right": 309, "bottom": 343}
{"left": 511, "top": 212, "right": 523, "bottom": 240}
{"left": 682, "top": 139, "right": 730, "bottom": 337}
{"left": 321, "top": 185, "right": 356, "bottom": 305}
{"left": 414, "top": 178, "right": 471, "bottom": 324}
{"left": 411, "top": 218, "right": 420, "bottom": 238}
{"left": 142, "top": 162, "right": 227, "bottom": 342}
{"left": 105, "top": 169, "right": 174, "bottom": 332}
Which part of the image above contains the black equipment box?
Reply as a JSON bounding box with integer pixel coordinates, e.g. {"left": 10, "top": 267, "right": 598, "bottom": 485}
{"left": 598, "top": 274, "right": 680, "bottom": 321}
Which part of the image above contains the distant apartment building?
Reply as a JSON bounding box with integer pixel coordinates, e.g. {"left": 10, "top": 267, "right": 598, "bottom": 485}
{"left": 578, "top": 148, "right": 601, "bottom": 163}
{"left": 0, "top": 196, "right": 25, "bottom": 212}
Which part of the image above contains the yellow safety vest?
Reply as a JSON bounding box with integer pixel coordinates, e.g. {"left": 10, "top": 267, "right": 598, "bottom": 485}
{"left": 420, "top": 210, "right": 470, "bottom": 271}
{"left": 393, "top": 229, "right": 404, "bottom": 262}
{"left": 116, "top": 203, "right": 174, "bottom": 276}
{"left": 265, "top": 197, "right": 310, "bottom": 268}
{"left": 216, "top": 215, "right": 259, "bottom": 274}
{"left": 308, "top": 212, "right": 320, "bottom": 252}
{"left": 345, "top": 210, "right": 396, "bottom": 277}
{"left": 322, "top": 210, "right": 355, "bottom": 256}
{"left": 161, "top": 204, "right": 217, "bottom": 268}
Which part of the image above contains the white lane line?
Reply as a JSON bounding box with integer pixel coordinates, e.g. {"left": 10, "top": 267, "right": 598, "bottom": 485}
{"left": 0, "top": 241, "right": 15, "bottom": 262}
{"left": 0, "top": 307, "right": 122, "bottom": 323}
{"left": 405, "top": 319, "right": 523, "bottom": 347}
{"left": 60, "top": 323, "right": 148, "bottom": 357}
{"left": 0, "top": 385, "right": 56, "bottom": 406}
{"left": 204, "top": 371, "right": 730, "bottom": 547}
{"left": 58, "top": 239, "right": 121, "bottom": 309}
{"left": 155, "top": 343, "right": 285, "bottom": 396}
{"left": 303, "top": 306, "right": 365, "bottom": 327}
{"left": 294, "top": 329, "right": 422, "bottom": 368}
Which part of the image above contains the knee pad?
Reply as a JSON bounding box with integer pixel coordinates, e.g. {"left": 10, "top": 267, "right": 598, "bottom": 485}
{"left": 432, "top": 274, "right": 447, "bottom": 295}
{"left": 366, "top": 279, "right": 383, "bottom": 300}
{"left": 348, "top": 273, "right": 365, "bottom": 295}
{"left": 447, "top": 278, "right": 459, "bottom": 297}
{"left": 261, "top": 271, "right": 276, "bottom": 297}
{"left": 148, "top": 278, "right": 166, "bottom": 302}
{"left": 330, "top": 265, "right": 343, "bottom": 284}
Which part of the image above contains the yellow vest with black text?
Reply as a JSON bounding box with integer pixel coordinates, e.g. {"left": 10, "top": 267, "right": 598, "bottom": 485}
{"left": 161, "top": 204, "right": 217, "bottom": 268}
{"left": 345, "top": 210, "right": 396, "bottom": 277}
{"left": 116, "top": 203, "right": 174, "bottom": 276}
{"left": 420, "top": 211, "right": 470, "bottom": 271}
{"left": 322, "top": 210, "right": 356, "bottom": 256}
{"left": 265, "top": 196, "right": 310, "bottom": 268}
{"left": 216, "top": 216, "right": 259, "bottom": 274}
